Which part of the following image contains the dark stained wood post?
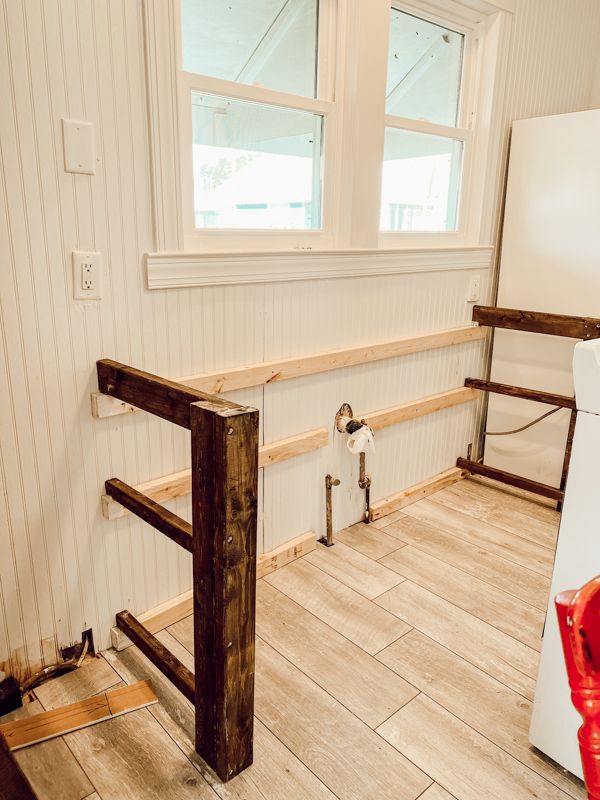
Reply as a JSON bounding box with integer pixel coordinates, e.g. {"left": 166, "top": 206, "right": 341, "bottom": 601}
{"left": 190, "top": 399, "right": 259, "bottom": 782}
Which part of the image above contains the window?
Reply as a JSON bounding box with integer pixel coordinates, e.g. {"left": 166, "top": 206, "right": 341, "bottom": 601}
{"left": 162, "top": 0, "right": 510, "bottom": 254}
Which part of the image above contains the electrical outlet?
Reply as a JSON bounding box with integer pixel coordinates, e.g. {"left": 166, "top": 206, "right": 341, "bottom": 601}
{"left": 466, "top": 274, "right": 481, "bottom": 303}
{"left": 73, "top": 251, "right": 102, "bottom": 300}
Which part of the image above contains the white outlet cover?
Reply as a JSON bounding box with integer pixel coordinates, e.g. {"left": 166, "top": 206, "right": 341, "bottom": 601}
{"left": 62, "top": 119, "right": 96, "bottom": 175}
{"left": 73, "top": 251, "right": 102, "bottom": 300}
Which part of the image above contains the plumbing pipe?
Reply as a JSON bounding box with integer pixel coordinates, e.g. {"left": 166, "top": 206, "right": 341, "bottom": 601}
{"left": 358, "top": 452, "right": 372, "bottom": 523}
{"left": 319, "top": 474, "right": 340, "bottom": 547}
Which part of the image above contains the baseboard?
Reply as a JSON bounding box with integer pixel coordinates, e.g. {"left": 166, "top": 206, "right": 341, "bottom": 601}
{"left": 369, "top": 467, "right": 468, "bottom": 524}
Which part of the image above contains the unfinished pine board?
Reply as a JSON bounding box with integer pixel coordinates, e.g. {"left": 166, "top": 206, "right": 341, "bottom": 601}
{"left": 402, "top": 498, "right": 554, "bottom": 576}
{"left": 335, "top": 522, "right": 405, "bottom": 560}
{"left": 462, "top": 476, "right": 561, "bottom": 524}
{"left": 380, "top": 545, "right": 545, "bottom": 650}
{"left": 304, "top": 541, "right": 404, "bottom": 599}
{"left": 377, "top": 630, "right": 586, "bottom": 800}
{"left": 0, "top": 681, "right": 157, "bottom": 750}
{"left": 432, "top": 483, "right": 558, "bottom": 549}
{"left": 264, "top": 559, "right": 410, "bottom": 655}
{"left": 102, "top": 428, "right": 327, "bottom": 520}
{"left": 375, "top": 581, "right": 538, "bottom": 700}
{"left": 255, "top": 638, "right": 431, "bottom": 800}
{"left": 92, "top": 325, "right": 487, "bottom": 417}
{"left": 362, "top": 389, "right": 477, "bottom": 433}
{"left": 369, "top": 467, "right": 468, "bottom": 521}
{"left": 256, "top": 582, "right": 418, "bottom": 728}
{"left": 1, "top": 698, "right": 93, "bottom": 800}
{"left": 256, "top": 531, "right": 316, "bottom": 579}
{"left": 381, "top": 514, "right": 550, "bottom": 610}
{"left": 377, "top": 694, "right": 575, "bottom": 800}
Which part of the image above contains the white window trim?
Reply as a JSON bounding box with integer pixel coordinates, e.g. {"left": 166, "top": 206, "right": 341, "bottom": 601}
{"left": 142, "top": 0, "right": 513, "bottom": 279}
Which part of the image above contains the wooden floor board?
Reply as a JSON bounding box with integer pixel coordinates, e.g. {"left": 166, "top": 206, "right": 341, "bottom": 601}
{"left": 380, "top": 545, "right": 545, "bottom": 650}
{"left": 305, "top": 540, "right": 404, "bottom": 598}
{"left": 377, "top": 630, "right": 585, "bottom": 799}
{"left": 462, "top": 477, "right": 561, "bottom": 524}
{"left": 419, "top": 785, "right": 457, "bottom": 800}
{"left": 377, "top": 694, "right": 574, "bottom": 800}
{"left": 264, "top": 559, "right": 411, "bottom": 654}
{"left": 379, "top": 514, "right": 550, "bottom": 610}
{"left": 375, "top": 581, "right": 539, "bottom": 700}
{"left": 335, "top": 522, "right": 405, "bottom": 560}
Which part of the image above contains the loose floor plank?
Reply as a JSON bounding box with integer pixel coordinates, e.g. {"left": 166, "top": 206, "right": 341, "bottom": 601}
{"left": 1, "top": 698, "right": 93, "bottom": 800}
{"left": 402, "top": 498, "right": 554, "bottom": 576}
{"left": 255, "top": 638, "right": 431, "bottom": 800}
{"left": 375, "top": 581, "right": 538, "bottom": 699}
{"left": 377, "top": 694, "right": 575, "bottom": 800}
{"left": 335, "top": 523, "right": 404, "bottom": 560}
{"left": 256, "top": 582, "right": 418, "bottom": 727}
{"left": 264, "top": 559, "right": 410, "bottom": 654}
{"left": 380, "top": 514, "right": 550, "bottom": 610}
{"left": 0, "top": 681, "right": 157, "bottom": 750}
{"left": 305, "top": 541, "right": 403, "bottom": 599}
{"left": 377, "top": 630, "right": 586, "bottom": 800}
{"left": 380, "top": 545, "right": 545, "bottom": 649}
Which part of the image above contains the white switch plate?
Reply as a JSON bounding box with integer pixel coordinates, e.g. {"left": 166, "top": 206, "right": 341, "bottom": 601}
{"left": 62, "top": 119, "right": 95, "bottom": 174}
{"left": 73, "top": 251, "right": 102, "bottom": 300}
{"left": 466, "top": 274, "right": 481, "bottom": 303}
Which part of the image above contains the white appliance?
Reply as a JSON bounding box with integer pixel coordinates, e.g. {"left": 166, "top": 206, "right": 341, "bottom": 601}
{"left": 530, "top": 339, "right": 600, "bottom": 778}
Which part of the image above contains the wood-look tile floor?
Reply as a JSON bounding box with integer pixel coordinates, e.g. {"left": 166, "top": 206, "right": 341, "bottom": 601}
{"left": 6, "top": 477, "right": 587, "bottom": 800}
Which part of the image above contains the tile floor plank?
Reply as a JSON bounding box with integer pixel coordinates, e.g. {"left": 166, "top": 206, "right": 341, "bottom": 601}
{"left": 462, "top": 477, "right": 561, "bottom": 525}
{"left": 380, "top": 545, "right": 544, "bottom": 650}
{"left": 380, "top": 514, "right": 549, "bottom": 610}
{"left": 375, "top": 581, "right": 538, "bottom": 699}
{"left": 264, "top": 559, "right": 410, "bottom": 654}
{"left": 255, "top": 638, "right": 432, "bottom": 800}
{"left": 305, "top": 541, "right": 404, "bottom": 598}
{"left": 377, "top": 630, "right": 585, "bottom": 800}
{"left": 335, "top": 523, "right": 405, "bottom": 560}
{"left": 419, "top": 785, "right": 457, "bottom": 800}
{"left": 401, "top": 498, "right": 554, "bottom": 576}
{"left": 377, "top": 694, "right": 574, "bottom": 800}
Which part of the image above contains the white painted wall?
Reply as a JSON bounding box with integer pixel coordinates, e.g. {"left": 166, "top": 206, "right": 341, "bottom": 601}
{"left": 1, "top": 0, "right": 600, "bottom": 678}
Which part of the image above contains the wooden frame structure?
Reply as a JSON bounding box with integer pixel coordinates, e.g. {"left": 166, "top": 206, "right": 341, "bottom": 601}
{"left": 459, "top": 305, "right": 600, "bottom": 506}
{"left": 97, "top": 359, "right": 259, "bottom": 782}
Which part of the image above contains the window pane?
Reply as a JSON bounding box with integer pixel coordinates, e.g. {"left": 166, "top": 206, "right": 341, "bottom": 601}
{"left": 386, "top": 9, "right": 463, "bottom": 126}
{"left": 182, "top": 0, "right": 319, "bottom": 98}
{"left": 381, "top": 127, "right": 463, "bottom": 232}
{"left": 191, "top": 93, "right": 323, "bottom": 230}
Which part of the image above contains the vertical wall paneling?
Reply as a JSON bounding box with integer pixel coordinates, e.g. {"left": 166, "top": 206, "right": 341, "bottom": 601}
{"left": 1, "top": 0, "right": 600, "bottom": 677}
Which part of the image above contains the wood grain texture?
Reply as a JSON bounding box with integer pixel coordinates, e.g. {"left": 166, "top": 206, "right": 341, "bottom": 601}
{"left": 375, "top": 581, "right": 539, "bottom": 700}
{"left": 362, "top": 389, "right": 478, "bottom": 433}
{"left": 0, "top": 681, "right": 157, "bottom": 750}
{"left": 457, "top": 458, "right": 564, "bottom": 502}
{"left": 472, "top": 304, "right": 600, "bottom": 339}
{"left": 463, "top": 476, "right": 561, "bottom": 522}
{"left": 380, "top": 545, "right": 545, "bottom": 650}
{"left": 377, "top": 630, "right": 586, "bottom": 799}
{"left": 264, "top": 559, "right": 410, "bottom": 655}
{"left": 380, "top": 514, "right": 550, "bottom": 610}
{"left": 101, "top": 429, "right": 327, "bottom": 521}
{"left": 377, "top": 694, "right": 576, "bottom": 800}
{"left": 191, "top": 402, "right": 259, "bottom": 780}
{"left": 464, "top": 377, "right": 576, "bottom": 408}
{"left": 0, "top": 732, "right": 38, "bottom": 800}
{"left": 370, "top": 468, "right": 468, "bottom": 521}
{"left": 255, "top": 638, "right": 431, "bottom": 800}
{"left": 401, "top": 498, "right": 554, "bottom": 576}
{"left": 304, "top": 541, "right": 403, "bottom": 599}
{"left": 335, "top": 522, "right": 404, "bottom": 560}
{"left": 256, "top": 531, "right": 316, "bottom": 579}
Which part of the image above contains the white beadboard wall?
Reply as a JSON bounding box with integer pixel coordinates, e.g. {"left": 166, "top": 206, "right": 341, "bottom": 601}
{"left": 1, "top": 0, "right": 600, "bottom": 678}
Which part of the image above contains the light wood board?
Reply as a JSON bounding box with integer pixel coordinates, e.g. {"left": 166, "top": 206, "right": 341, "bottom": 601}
{"left": 370, "top": 467, "right": 468, "bottom": 521}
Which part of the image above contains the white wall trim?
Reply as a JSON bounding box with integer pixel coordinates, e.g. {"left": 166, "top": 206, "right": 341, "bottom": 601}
{"left": 146, "top": 246, "right": 493, "bottom": 288}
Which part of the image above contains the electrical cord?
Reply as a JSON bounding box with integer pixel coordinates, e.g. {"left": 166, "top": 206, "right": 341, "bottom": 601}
{"left": 484, "top": 405, "right": 563, "bottom": 436}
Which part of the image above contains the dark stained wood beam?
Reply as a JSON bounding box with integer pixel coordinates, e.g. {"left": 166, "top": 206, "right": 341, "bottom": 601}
{"left": 105, "top": 479, "right": 192, "bottom": 553}
{"left": 191, "top": 400, "right": 259, "bottom": 782}
{"left": 464, "top": 378, "right": 576, "bottom": 409}
{"left": 115, "top": 611, "right": 195, "bottom": 704}
{"left": 473, "top": 305, "right": 600, "bottom": 340}
{"left": 457, "top": 458, "right": 564, "bottom": 502}
{"left": 0, "top": 732, "right": 38, "bottom": 800}
{"left": 97, "top": 359, "right": 239, "bottom": 429}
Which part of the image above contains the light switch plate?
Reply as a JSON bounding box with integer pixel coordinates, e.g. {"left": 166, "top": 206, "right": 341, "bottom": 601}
{"left": 62, "top": 119, "right": 95, "bottom": 175}
{"left": 73, "top": 251, "right": 102, "bottom": 300}
{"left": 466, "top": 274, "right": 481, "bottom": 303}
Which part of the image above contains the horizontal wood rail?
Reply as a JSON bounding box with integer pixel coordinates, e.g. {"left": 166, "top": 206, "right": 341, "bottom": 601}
{"left": 105, "top": 479, "right": 193, "bottom": 552}
{"left": 362, "top": 387, "right": 478, "bottom": 432}
{"left": 370, "top": 467, "right": 468, "bottom": 522}
{"left": 97, "top": 359, "right": 258, "bottom": 781}
{"left": 473, "top": 305, "right": 600, "bottom": 339}
{"left": 92, "top": 325, "right": 487, "bottom": 419}
{"left": 116, "top": 611, "right": 195, "bottom": 703}
{"left": 457, "top": 458, "right": 564, "bottom": 502}
{"left": 464, "top": 378, "right": 576, "bottom": 409}
{"left": 102, "top": 427, "right": 328, "bottom": 521}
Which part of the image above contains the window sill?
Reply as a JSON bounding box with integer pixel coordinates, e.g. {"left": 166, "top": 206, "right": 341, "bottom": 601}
{"left": 145, "top": 245, "right": 494, "bottom": 289}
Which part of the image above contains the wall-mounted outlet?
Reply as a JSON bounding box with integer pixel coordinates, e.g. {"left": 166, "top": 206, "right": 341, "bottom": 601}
{"left": 73, "top": 251, "right": 102, "bottom": 300}
{"left": 466, "top": 273, "right": 481, "bottom": 303}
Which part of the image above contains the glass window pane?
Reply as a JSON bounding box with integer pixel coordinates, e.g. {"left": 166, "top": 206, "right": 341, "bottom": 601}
{"left": 191, "top": 92, "right": 323, "bottom": 230}
{"left": 386, "top": 9, "right": 464, "bottom": 126}
{"left": 381, "top": 127, "right": 463, "bottom": 232}
{"left": 182, "top": 0, "right": 319, "bottom": 98}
